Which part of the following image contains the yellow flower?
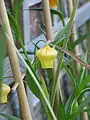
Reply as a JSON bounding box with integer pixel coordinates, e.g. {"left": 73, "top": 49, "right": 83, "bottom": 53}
{"left": 36, "top": 45, "right": 58, "bottom": 68}
{"left": 0, "top": 83, "right": 10, "bottom": 103}
{"left": 49, "top": 0, "right": 57, "bottom": 8}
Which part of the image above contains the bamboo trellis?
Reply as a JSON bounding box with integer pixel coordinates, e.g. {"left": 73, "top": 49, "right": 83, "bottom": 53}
{"left": 66, "top": 0, "right": 89, "bottom": 120}
{"left": 0, "top": 0, "right": 32, "bottom": 120}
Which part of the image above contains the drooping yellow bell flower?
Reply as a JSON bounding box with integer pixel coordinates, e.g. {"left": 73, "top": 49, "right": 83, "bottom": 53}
{"left": 0, "top": 83, "right": 10, "bottom": 103}
{"left": 49, "top": 0, "right": 57, "bottom": 8}
{"left": 36, "top": 45, "right": 58, "bottom": 68}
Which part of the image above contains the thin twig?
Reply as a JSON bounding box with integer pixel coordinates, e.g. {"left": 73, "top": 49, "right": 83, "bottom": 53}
{"left": 11, "top": 82, "right": 19, "bottom": 92}
{"left": 51, "top": 44, "right": 90, "bottom": 70}
{"left": 11, "top": 72, "right": 26, "bottom": 92}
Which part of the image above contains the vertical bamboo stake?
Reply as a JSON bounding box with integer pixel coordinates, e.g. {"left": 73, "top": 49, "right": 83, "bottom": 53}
{"left": 0, "top": 0, "right": 32, "bottom": 120}
{"left": 81, "top": 0, "right": 90, "bottom": 120}
{"left": 66, "top": 0, "right": 79, "bottom": 55}
{"left": 81, "top": 1, "right": 89, "bottom": 120}
{"left": 66, "top": 0, "right": 81, "bottom": 76}
{"left": 85, "top": 0, "right": 90, "bottom": 60}
{"left": 42, "top": 0, "right": 53, "bottom": 41}
{"left": 42, "top": 0, "right": 60, "bottom": 116}
{"left": 66, "top": 1, "right": 88, "bottom": 120}
{"left": 86, "top": 21, "right": 90, "bottom": 58}
{"left": 82, "top": 112, "right": 89, "bottom": 120}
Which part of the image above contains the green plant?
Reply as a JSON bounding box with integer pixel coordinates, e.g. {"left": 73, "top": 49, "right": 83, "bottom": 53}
{"left": 1, "top": 0, "right": 90, "bottom": 120}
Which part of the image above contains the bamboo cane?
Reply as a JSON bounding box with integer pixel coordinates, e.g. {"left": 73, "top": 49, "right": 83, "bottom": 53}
{"left": 0, "top": 0, "right": 32, "bottom": 120}
{"left": 85, "top": 0, "right": 90, "bottom": 60}
{"left": 80, "top": 1, "right": 89, "bottom": 120}
{"left": 67, "top": 0, "right": 83, "bottom": 77}
{"left": 42, "top": 0, "right": 53, "bottom": 41}
{"left": 66, "top": 0, "right": 78, "bottom": 76}
{"left": 66, "top": 0, "right": 78, "bottom": 91}
{"left": 82, "top": 112, "right": 89, "bottom": 120}
{"left": 82, "top": 1, "right": 90, "bottom": 119}
{"left": 42, "top": 0, "right": 61, "bottom": 116}
{"left": 86, "top": 21, "right": 90, "bottom": 58}
{"left": 66, "top": 0, "right": 80, "bottom": 61}
{"left": 79, "top": 96, "right": 89, "bottom": 120}
{"left": 66, "top": 1, "right": 89, "bottom": 120}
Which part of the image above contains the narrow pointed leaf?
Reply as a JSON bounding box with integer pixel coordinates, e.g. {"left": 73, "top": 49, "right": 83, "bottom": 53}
{"left": 57, "top": 92, "right": 66, "bottom": 120}
{"left": 0, "top": 113, "right": 21, "bottom": 120}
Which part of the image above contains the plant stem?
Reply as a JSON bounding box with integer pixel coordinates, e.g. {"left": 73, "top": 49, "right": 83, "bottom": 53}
{"left": 66, "top": 1, "right": 89, "bottom": 120}
{"left": 66, "top": 0, "right": 80, "bottom": 75}
{"left": 5, "top": 35, "right": 57, "bottom": 120}
{"left": 81, "top": 1, "right": 89, "bottom": 120}
{"left": 0, "top": 0, "right": 32, "bottom": 120}
{"left": 86, "top": 21, "right": 90, "bottom": 58}
{"left": 66, "top": 0, "right": 78, "bottom": 53}
{"left": 78, "top": 95, "right": 89, "bottom": 120}
{"left": 85, "top": 0, "right": 90, "bottom": 61}
{"left": 42, "top": 0, "right": 53, "bottom": 41}
{"left": 42, "top": 0, "right": 60, "bottom": 115}
{"left": 78, "top": 1, "right": 90, "bottom": 120}
{"left": 57, "top": 0, "right": 64, "bottom": 15}
{"left": 50, "top": 0, "right": 78, "bottom": 107}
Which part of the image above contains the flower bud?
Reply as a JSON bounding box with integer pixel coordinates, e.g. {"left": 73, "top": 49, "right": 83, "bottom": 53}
{"left": 49, "top": 0, "right": 57, "bottom": 8}
{"left": 36, "top": 45, "right": 58, "bottom": 68}
{"left": 0, "top": 83, "right": 10, "bottom": 103}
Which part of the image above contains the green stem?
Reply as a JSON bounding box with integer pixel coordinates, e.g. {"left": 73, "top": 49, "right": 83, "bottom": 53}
{"left": 50, "top": 0, "right": 78, "bottom": 107}
{"left": 4, "top": 30, "right": 57, "bottom": 120}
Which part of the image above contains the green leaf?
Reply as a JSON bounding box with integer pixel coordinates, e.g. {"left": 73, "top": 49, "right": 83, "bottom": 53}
{"left": 11, "top": 0, "right": 15, "bottom": 15}
{"left": 26, "top": 64, "right": 55, "bottom": 120}
{"left": 57, "top": 91, "right": 66, "bottom": 120}
{"left": 50, "top": 0, "right": 78, "bottom": 107}
{"left": 41, "top": 97, "right": 54, "bottom": 120}
{"left": 65, "top": 93, "right": 75, "bottom": 115}
{"left": 32, "top": 59, "right": 41, "bottom": 71}
{"left": 52, "top": 24, "right": 68, "bottom": 46}
{"left": 78, "top": 87, "right": 90, "bottom": 98}
{"left": 50, "top": 9, "right": 65, "bottom": 26}
{"left": 69, "top": 95, "right": 90, "bottom": 119}
{"left": 52, "top": 0, "right": 78, "bottom": 46}
{"left": 69, "top": 33, "right": 90, "bottom": 51}
{"left": 45, "top": 68, "right": 54, "bottom": 95}
{"left": 62, "top": 62, "right": 76, "bottom": 88}
{"left": 77, "top": 96, "right": 90, "bottom": 111}
{"left": 68, "top": 108, "right": 90, "bottom": 120}
{"left": 0, "top": 113, "right": 21, "bottom": 120}
{"left": 77, "top": 74, "right": 90, "bottom": 96}
{"left": 26, "top": 68, "right": 56, "bottom": 120}
{"left": 76, "top": 53, "right": 87, "bottom": 88}
{"left": 0, "top": 25, "right": 6, "bottom": 82}
{"left": 70, "top": 99, "right": 78, "bottom": 115}
{"left": 7, "top": 12, "right": 22, "bottom": 41}
{"left": 13, "top": 0, "right": 24, "bottom": 21}
{"left": 0, "top": 25, "right": 6, "bottom": 100}
{"left": 16, "top": 50, "right": 57, "bottom": 120}
{"left": 66, "top": 87, "right": 90, "bottom": 119}
{"left": 26, "top": 70, "right": 40, "bottom": 98}
{"left": 40, "top": 74, "right": 50, "bottom": 100}
{"left": 67, "top": 108, "right": 90, "bottom": 120}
